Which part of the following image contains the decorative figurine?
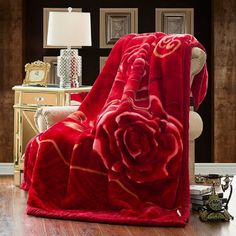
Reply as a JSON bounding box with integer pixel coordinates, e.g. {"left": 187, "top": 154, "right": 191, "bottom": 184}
{"left": 199, "top": 175, "right": 234, "bottom": 222}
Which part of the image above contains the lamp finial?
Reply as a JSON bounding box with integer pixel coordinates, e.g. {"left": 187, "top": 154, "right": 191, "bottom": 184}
{"left": 68, "top": 7, "right": 72, "bottom": 13}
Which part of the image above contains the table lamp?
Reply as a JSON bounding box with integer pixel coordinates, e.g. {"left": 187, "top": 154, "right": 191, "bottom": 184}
{"left": 47, "top": 7, "right": 91, "bottom": 88}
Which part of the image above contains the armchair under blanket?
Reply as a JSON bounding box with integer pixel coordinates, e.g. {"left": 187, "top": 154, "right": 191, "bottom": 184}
{"left": 22, "top": 32, "right": 208, "bottom": 226}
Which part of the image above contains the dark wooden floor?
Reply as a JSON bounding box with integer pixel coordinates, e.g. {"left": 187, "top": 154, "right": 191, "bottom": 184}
{"left": 1, "top": 176, "right": 236, "bottom": 236}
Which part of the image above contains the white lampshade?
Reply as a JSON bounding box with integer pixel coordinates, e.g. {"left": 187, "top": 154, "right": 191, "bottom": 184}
{"left": 47, "top": 9, "right": 92, "bottom": 47}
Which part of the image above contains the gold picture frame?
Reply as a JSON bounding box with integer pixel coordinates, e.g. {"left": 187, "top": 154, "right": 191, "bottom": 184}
{"left": 43, "top": 8, "right": 82, "bottom": 48}
{"left": 155, "top": 8, "right": 194, "bottom": 35}
{"left": 100, "top": 8, "right": 138, "bottom": 48}
{"left": 23, "top": 60, "right": 50, "bottom": 86}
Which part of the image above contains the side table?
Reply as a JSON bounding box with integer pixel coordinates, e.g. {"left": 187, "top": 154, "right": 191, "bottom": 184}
{"left": 12, "top": 85, "right": 92, "bottom": 186}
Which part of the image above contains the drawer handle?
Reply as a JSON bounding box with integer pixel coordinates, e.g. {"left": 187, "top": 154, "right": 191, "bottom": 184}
{"left": 35, "top": 97, "right": 44, "bottom": 102}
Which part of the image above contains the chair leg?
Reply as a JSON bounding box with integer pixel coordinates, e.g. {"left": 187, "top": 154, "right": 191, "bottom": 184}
{"left": 189, "top": 140, "right": 195, "bottom": 184}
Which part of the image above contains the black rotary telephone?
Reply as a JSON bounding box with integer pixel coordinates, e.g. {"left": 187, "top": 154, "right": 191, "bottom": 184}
{"left": 199, "top": 174, "right": 234, "bottom": 222}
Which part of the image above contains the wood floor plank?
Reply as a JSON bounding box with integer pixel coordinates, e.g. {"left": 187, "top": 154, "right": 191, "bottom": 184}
{"left": 43, "top": 218, "right": 75, "bottom": 236}
{"left": 12, "top": 188, "right": 46, "bottom": 236}
{"left": 154, "top": 226, "right": 195, "bottom": 236}
{"left": 0, "top": 184, "right": 13, "bottom": 218}
{"left": 98, "top": 223, "right": 131, "bottom": 236}
{"left": 71, "top": 221, "right": 102, "bottom": 236}
{"left": 0, "top": 219, "right": 13, "bottom": 236}
{"left": 126, "top": 225, "right": 157, "bottom": 236}
{"left": 0, "top": 177, "right": 14, "bottom": 236}
{"left": 16, "top": 215, "right": 46, "bottom": 236}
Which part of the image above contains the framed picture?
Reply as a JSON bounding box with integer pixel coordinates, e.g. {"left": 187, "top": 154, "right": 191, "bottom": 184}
{"left": 99, "top": 56, "right": 108, "bottom": 72}
{"left": 155, "top": 8, "right": 194, "bottom": 35}
{"left": 43, "top": 8, "right": 81, "bottom": 48}
{"left": 100, "top": 8, "right": 138, "bottom": 48}
{"left": 43, "top": 56, "right": 60, "bottom": 85}
{"left": 23, "top": 60, "right": 50, "bottom": 86}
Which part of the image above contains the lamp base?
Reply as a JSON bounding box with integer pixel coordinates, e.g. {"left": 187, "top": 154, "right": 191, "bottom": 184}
{"left": 57, "top": 48, "right": 82, "bottom": 88}
{"left": 59, "top": 76, "right": 80, "bottom": 88}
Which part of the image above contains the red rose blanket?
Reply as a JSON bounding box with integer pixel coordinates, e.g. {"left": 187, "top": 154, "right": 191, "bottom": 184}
{"left": 21, "top": 32, "right": 208, "bottom": 226}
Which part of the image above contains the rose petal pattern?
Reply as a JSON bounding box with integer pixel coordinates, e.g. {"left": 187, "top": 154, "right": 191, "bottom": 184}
{"left": 94, "top": 97, "right": 183, "bottom": 186}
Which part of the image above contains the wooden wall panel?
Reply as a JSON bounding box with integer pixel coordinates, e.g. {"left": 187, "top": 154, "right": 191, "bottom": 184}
{"left": 0, "top": 0, "right": 24, "bottom": 162}
{"left": 213, "top": 0, "right": 236, "bottom": 162}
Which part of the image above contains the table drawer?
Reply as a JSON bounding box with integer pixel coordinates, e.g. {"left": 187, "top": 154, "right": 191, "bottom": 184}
{"left": 21, "top": 92, "right": 58, "bottom": 106}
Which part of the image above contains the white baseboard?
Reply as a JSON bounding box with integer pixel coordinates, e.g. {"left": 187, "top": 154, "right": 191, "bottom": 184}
{"left": 195, "top": 163, "right": 236, "bottom": 175}
{"left": 0, "top": 163, "right": 236, "bottom": 176}
{"left": 0, "top": 163, "right": 14, "bottom": 175}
